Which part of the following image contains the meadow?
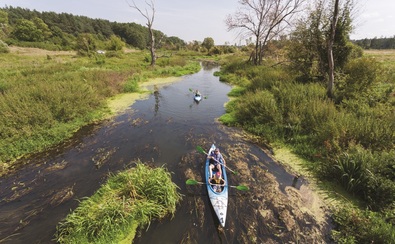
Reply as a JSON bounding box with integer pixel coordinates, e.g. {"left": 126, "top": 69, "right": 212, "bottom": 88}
{"left": 218, "top": 49, "right": 395, "bottom": 243}
{"left": 0, "top": 47, "right": 200, "bottom": 175}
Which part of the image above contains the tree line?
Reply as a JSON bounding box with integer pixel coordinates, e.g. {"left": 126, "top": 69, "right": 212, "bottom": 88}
{"left": 353, "top": 36, "right": 395, "bottom": 49}
{"left": 0, "top": 6, "right": 186, "bottom": 52}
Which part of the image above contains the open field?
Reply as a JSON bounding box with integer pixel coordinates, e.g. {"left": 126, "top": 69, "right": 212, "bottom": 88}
{"left": 364, "top": 49, "right": 395, "bottom": 68}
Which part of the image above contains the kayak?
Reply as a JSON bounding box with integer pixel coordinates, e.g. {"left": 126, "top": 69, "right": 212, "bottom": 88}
{"left": 194, "top": 94, "right": 202, "bottom": 102}
{"left": 205, "top": 144, "right": 228, "bottom": 227}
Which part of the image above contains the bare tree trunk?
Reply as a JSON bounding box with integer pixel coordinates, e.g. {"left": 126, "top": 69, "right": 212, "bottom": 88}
{"left": 128, "top": 0, "right": 156, "bottom": 66}
{"left": 327, "top": 0, "right": 340, "bottom": 99}
{"left": 254, "top": 36, "right": 259, "bottom": 65}
{"left": 148, "top": 27, "right": 156, "bottom": 66}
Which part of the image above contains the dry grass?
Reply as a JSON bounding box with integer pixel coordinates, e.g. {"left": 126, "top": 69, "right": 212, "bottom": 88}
{"left": 9, "top": 46, "right": 75, "bottom": 56}
{"left": 364, "top": 49, "right": 395, "bottom": 63}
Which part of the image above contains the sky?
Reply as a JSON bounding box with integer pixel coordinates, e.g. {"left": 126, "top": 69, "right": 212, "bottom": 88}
{"left": 1, "top": 0, "right": 394, "bottom": 45}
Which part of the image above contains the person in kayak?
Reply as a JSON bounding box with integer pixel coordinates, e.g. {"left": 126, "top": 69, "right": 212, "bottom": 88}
{"left": 195, "top": 90, "right": 201, "bottom": 96}
{"left": 209, "top": 172, "right": 226, "bottom": 192}
{"left": 208, "top": 148, "right": 226, "bottom": 178}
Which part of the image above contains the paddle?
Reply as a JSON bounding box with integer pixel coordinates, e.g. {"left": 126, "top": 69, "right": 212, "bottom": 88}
{"left": 186, "top": 179, "right": 249, "bottom": 191}
{"left": 196, "top": 146, "right": 238, "bottom": 175}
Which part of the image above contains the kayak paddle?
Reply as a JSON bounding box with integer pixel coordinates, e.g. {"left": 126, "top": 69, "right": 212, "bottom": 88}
{"left": 196, "top": 146, "right": 238, "bottom": 175}
{"left": 186, "top": 179, "right": 249, "bottom": 191}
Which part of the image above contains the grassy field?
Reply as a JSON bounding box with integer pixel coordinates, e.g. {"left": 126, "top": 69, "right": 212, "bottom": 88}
{"left": 0, "top": 47, "right": 201, "bottom": 175}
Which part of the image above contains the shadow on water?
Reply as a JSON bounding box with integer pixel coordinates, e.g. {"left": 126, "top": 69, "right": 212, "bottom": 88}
{"left": 0, "top": 62, "right": 330, "bottom": 244}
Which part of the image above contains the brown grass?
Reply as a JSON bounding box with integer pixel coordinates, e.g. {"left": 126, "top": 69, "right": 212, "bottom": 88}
{"left": 9, "top": 46, "right": 76, "bottom": 56}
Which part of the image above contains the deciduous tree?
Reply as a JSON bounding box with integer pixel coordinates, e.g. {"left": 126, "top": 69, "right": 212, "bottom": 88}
{"left": 226, "top": 0, "right": 305, "bottom": 65}
{"left": 202, "top": 37, "right": 215, "bottom": 51}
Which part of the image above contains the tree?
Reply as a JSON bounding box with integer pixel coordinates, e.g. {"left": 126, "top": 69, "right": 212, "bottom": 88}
{"left": 226, "top": 0, "right": 305, "bottom": 65}
{"left": 0, "top": 9, "right": 9, "bottom": 39}
{"left": 32, "top": 17, "right": 52, "bottom": 41}
{"left": 287, "top": 0, "right": 357, "bottom": 86}
{"left": 127, "top": 0, "right": 157, "bottom": 66}
{"left": 76, "top": 33, "right": 97, "bottom": 56}
{"left": 11, "top": 19, "right": 41, "bottom": 42}
{"left": 202, "top": 37, "right": 215, "bottom": 51}
{"left": 327, "top": 0, "right": 340, "bottom": 98}
{"left": 107, "top": 35, "right": 125, "bottom": 51}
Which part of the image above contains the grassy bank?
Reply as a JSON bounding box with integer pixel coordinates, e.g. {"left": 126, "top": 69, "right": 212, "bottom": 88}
{"left": 55, "top": 162, "right": 182, "bottom": 243}
{"left": 218, "top": 50, "right": 395, "bottom": 243}
{"left": 0, "top": 47, "right": 200, "bottom": 176}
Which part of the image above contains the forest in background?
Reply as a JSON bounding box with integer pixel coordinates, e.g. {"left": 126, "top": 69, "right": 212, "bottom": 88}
{"left": 0, "top": 6, "right": 228, "bottom": 53}
{"left": 353, "top": 36, "right": 395, "bottom": 50}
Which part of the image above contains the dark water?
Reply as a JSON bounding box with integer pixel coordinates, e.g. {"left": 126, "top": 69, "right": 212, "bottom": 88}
{"left": 0, "top": 63, "right": 303, "bottom": 243}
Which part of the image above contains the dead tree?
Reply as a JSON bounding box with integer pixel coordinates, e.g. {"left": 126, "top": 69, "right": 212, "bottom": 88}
{"left": 127, "top": 0, "right": 157, "bottom": 66}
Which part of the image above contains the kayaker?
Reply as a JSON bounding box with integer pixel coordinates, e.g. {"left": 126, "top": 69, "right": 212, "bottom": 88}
{"left": 209, "top": 172, "right": 226, "bottom": 192}
{"left": 195, "top": 90, "right": 201, "bottom": 96}
{"left": 208, "top": 148, "right": 226, "bottom": 178}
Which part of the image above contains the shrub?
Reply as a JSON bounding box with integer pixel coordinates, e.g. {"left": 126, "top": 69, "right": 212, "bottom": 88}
{"left": 0, "top": 39, "right": 9, "bottom": 53}
{"left": 235, "top": 90, "right": 282, "bottom": 126}
{"left": 336, "top": 57, "right": 381, "bottom": 102}
{"left": 332, "top": 207, "right": 395, "bottom": 243}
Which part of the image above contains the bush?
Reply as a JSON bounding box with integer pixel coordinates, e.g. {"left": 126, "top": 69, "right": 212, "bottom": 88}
{"left": 336, "top": 57, "right": 381, "bottom": 102}
{"left": 123, "top": 78, "right": 139, "bottom": 93}
{"left": 332, "top": 207, "right": 395, "bottom": 243}
{"left": 0, "top": 39, "right": 9, "bottom": 53}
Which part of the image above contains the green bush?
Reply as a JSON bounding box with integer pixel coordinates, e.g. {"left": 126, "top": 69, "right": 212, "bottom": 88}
{"left": 0, "top": 39, "right": 9, "bottom": 53}
{"left": 123, "top": 78, "right": 139, "bottom": 93}
{"left": 235, "top": 90, "right": 282, "bottom": 126}
{"left": 336, "top": 57, "right": 381, "bottom": 102}
{"left": 332, "top": 207, "right": 395, "bottom": 243}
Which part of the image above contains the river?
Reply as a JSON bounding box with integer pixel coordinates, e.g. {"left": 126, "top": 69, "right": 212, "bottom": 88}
{"left": 0, "top": 62, "right": 332, "bottom": 243}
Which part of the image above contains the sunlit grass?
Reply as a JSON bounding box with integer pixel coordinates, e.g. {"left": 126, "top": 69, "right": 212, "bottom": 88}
{"left": 55, "top": 162, "right": 182, "bottom": 244}
{"left": 0, "top": 48, "right": 201, "bottom": 174}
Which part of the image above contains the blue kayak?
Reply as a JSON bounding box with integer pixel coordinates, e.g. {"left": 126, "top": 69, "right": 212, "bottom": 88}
{"left": 205, "top": 144, "right": 228, "bottom": 227}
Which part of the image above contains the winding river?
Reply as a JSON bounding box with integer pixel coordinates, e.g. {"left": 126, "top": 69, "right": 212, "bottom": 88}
{"left": 0, "top": 63, "right": 330, "bottom": 244}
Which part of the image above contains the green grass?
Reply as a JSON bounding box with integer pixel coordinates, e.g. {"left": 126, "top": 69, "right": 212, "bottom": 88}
{"left": 218, "top": 53, "right": 395, "bottom": 243}
{"left": 0, "top": 49, "right": 201, "bottom": 175}
{"left": 55, "top": 162, "right": 182, "bottom": 243}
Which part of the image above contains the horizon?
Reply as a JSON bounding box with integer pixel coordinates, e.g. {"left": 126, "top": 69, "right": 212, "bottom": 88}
{"left": 2, "top": 0, "right": 394, "bottom": 45}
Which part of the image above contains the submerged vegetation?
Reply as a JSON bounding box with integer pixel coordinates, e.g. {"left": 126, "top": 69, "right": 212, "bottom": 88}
{"left": 55, "top": 162, "right": 182, "bottom": 243}
{"left": 218, "top": 49, "right": 395, "bottom": 243}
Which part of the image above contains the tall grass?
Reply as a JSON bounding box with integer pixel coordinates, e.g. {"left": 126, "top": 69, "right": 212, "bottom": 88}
{"left": 55, "top": 162, "right": 182, "bottom": 244}
{"left": 220, "top": 55, "right": 395, "bottom": 242}
{"left": 0, "top": 49, "right": 200, "bottom": 174}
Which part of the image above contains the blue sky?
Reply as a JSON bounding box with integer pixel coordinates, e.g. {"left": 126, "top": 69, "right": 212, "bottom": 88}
{"left": 1, "top": 0, "right": 394, "bottom": 45}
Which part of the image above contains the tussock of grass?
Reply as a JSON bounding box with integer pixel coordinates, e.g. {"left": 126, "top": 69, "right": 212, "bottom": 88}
{"left": 56, "top": 162, "right": 182, "bottom": 244}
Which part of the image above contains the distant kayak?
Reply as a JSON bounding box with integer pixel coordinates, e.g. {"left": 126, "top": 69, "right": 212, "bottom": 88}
{"left": 194, "top": 93, "right": 202, "bottom": 102}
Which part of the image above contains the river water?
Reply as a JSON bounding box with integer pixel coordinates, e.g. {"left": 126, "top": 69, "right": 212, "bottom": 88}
{"left": 0, "top": 63, "right": 309, "bottom": 243}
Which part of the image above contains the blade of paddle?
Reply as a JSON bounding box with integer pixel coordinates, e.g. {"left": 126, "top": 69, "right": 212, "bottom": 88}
{"left": 186, "top": 179, "right": 204, "bottom": 185}
{"left": 196, "top": 146, "right": 207, "bottom": 155}
{"left": 231, "top": 185, "right": 249, "bottom": 191}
